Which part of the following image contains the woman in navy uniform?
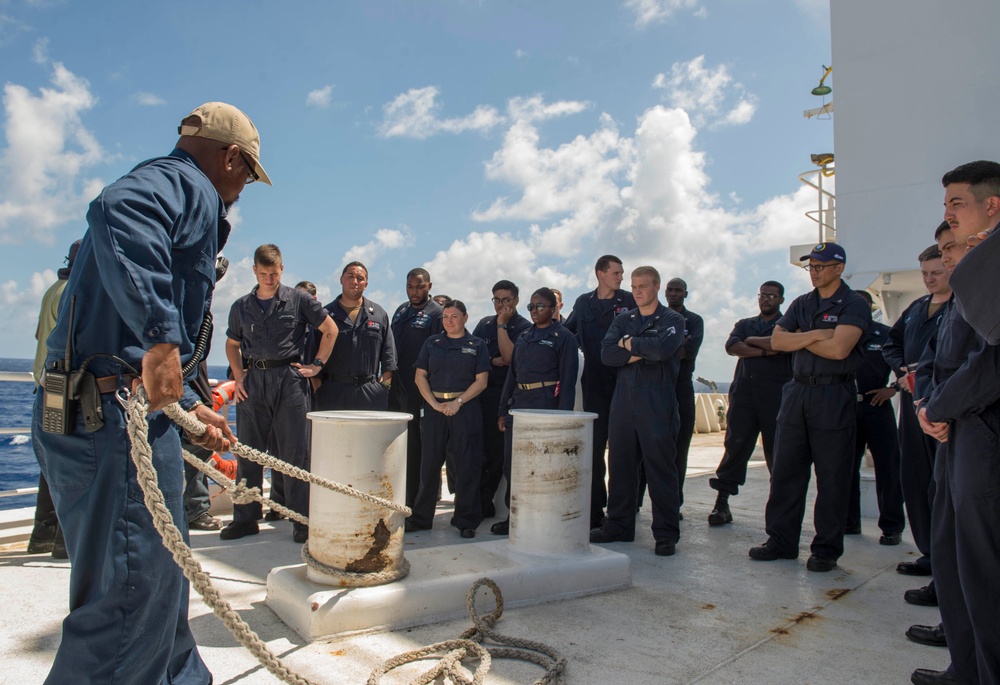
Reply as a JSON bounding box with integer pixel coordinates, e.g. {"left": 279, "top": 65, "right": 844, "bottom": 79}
{"left": 405, "top": 300, "right": 491, "bottom": 538}
{"left": 490, "top": 288, "right": 579, "bottom": 535}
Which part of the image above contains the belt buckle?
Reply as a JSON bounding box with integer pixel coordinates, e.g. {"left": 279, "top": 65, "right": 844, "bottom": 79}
{"left": 253, "top": 359, "right": 267, "bottom": 369}
{"left": 857, "top": 394, "right": 864, "bottom": 402}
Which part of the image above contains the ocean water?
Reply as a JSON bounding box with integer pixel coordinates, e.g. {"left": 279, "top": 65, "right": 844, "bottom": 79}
{"left": 0, "top": 358, "right": 233, "bottom": 512}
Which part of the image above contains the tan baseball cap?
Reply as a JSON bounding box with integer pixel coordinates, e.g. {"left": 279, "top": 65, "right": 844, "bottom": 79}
{"left": 178, "top": 102, "right": 272, "bottom": 185}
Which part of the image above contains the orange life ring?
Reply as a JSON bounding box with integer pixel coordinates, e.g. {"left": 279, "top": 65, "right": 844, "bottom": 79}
{"left": 209, "top": 380, "right": 238, "bottom": 480}
{"left": 212, "top": 380, "right": 237, "bottom": 412}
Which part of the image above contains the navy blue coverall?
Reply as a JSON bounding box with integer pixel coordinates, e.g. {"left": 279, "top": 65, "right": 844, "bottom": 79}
{"left": 846, "top": 321, "right": 905, "bottom": 536}
{"left": 672, "top": 307, "right": 703, "bottom": 505}
{"left": 710, "top": 315, "right": 792, "bottom": 495}
{"left": 497, "top": 322, "right": 580, "bottom": 506}
{"left": 882, "top": 293, "right": 949, "bottom": 572}
{"left": 762, "top": 281, "right": 871, "bottom": 560}
{"left": 32, "top": 149, "right": 223, "bottom": 685}
{"left": 564, "top": 289, "right": 636, "bottom": 526}
{"left": 407, "top": 332, "right": 491, "bottom": 531}
{"left": 227, "top": 283, "right": 328, "bottom": 525}
{"left": 314, "top": 296, "right": 396, "bottom": 410}
{"left": 600, "top": 304, "right": 685, "bottom": 543}
{"left": 389, "top": 299, "right": 443, "bottom": 506}
{"left": 472, "top": 313, "right": 531, "bottom": 512}
{"left": 922, "top": 306, "right": 1000, "bottom": 685}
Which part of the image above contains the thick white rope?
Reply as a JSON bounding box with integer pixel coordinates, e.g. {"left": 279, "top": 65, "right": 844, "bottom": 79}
{"left": 128, "top": 391, "right": 565, "bottom": 684}
{"left": 126, "top": 389, "right": 317, "bottom": 685}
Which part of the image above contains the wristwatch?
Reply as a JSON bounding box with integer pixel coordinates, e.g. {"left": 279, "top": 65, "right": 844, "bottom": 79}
{"left": 311, "top": 358, "right": 324, "bottom": 367}
{"left": 497, "top": 323, "right": 508, "bottom": 330}
{"left": 456, "top": 397, "right": 464, "bottom": 405}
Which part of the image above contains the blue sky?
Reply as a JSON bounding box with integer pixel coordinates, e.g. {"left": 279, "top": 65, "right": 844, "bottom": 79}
{"left": 0, "top": 0, "right": 833, "bottom": 381}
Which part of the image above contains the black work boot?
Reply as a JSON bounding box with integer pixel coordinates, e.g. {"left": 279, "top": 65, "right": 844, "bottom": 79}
{"left": 27, "top": 523, "right": 56, "bottom": 554}
{"left": 707, "top": 494, "right": 733, "bottom": 526}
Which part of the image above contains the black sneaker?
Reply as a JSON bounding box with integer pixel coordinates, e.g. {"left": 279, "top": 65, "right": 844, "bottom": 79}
{"left": 490, "top": 519, "right": 509, "bottom": 535}
{"left": 749, "top": 542, "right": 798, "bottom": 561}
{"left": 707, "top": 497, "right": 732, "bottom": 526}
{"left": 806, "top": 554, "right": 837, "bottom": 572}
{"left": 219, "top": 521, "right": 259, "bottom": 540}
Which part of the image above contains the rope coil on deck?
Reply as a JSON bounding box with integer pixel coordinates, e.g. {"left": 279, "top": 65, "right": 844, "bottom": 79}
{"left": 368, "top": 577, "right": 566, "bottom": 685}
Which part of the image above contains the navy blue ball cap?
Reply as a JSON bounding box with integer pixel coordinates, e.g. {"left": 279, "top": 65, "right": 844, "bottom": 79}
{"left": 799, "top": 242, "right": 846, "bottom": 263}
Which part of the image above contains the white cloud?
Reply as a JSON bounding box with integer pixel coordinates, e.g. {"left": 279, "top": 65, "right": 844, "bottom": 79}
{"left": 652, "top": 55, "right": 757, "bottom": 128}
{"left": 0, "top": 268, "right": 59, "bottom": 358}
{"left": 0, "top": 61, "right": 104, "bottom": 242}
{"left": 515, "top": 49, "right": 529, "bottom": 60}
{"left": 343, "top": 227, "right": 414, "bottom": 270}
{"left": 429, "top": 99, "right": 818, "bottom": 379}
{"left": 624, "top": 0, "right": 701, "bottom": 26}
{"left": 32, "top": 37, "right": 48, "bottom": 64}
{"left": 424, "top": 232, "right": 584, "bottom": 324}
{"left": 306, "top": 84, "right": 334, "bottom": 108}
{"left": 378, "top": 86, "right": 503, "bottom": 139}
{"left": 133, "top": 92, "right": 165, "bottom": 106}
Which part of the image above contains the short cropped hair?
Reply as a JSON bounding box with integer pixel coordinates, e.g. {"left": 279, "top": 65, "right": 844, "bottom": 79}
{"left": 941, "top": 160, "right": 1000, "bottom": 201}
{"left": 917, "top": 245, "right": 942, "bottom": 263}
{"left": 933, "top": 220, "right": 952, "bottom": 240}
{"left": 407, "top": 267, "right": 431, "bottom": 282}
{"left": 442, "top": 299, "right": 468, "bottom": 315}
{"left": 760, "top": 280, "right": 785, "bottom": 297}
{"left": 492, "top": 280, "right": 519, "bottom": 297}
{"left": 254, "top": 244, "right": 282, "bottom": 267}
{"left": 294, "top": 280, "right": 317, "bottom": 296}
{"left": 631, "top": 265, "right": 661, "bottom": 286}
{"left": 342, "top": 260, "right": 368, "bottom": 276}
{"left": 531, "top": 287, "right": 557, "bottom": 307}
{"left": 595, "top": 255, "right": 623, "bottom": 272}
{"left": 550, "top": 287, "right": 563, "bottom": 305}
{"left": 855, "top": 289, "right": 874, "bottom": 306}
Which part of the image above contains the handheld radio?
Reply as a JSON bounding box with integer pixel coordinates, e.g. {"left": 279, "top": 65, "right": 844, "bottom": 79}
{"left": 41, "top": 296, "right": 77, "bottom": 435}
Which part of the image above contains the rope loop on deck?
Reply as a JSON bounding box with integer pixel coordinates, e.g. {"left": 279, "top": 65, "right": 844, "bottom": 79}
{"left": 368, "top": 577, "right": 566, "bottom": 685}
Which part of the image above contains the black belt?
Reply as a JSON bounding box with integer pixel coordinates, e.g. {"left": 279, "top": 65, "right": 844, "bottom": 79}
{"left": 326, "top": 373, "right": 377, "bottom": 385}
{"left": 250, "top": 356, "right": 298, "bottom": 370}
{"left": 94, "top": 374, "right": 140, "bottom": 394}
{"left": 794, "top": 374, "right": 855, "bottom": 386}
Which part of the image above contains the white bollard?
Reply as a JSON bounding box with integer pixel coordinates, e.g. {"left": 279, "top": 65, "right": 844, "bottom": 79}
{"left": 305, "top": 411, "right": 411, "bottom": 586}
{"left": 508, "top": 409, "right": 598, "bottom": 556}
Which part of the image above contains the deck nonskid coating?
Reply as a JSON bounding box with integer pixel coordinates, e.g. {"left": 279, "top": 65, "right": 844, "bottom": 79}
{"left": 1, "top": 435, "right": 948, "bottom": 684}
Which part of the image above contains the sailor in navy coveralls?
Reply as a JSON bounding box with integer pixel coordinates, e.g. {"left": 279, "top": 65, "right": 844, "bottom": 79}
{"left": 314, "top": 262, "right": 397, "bottom": 411}
{"left": 388, "top": 268, "right": 443, "bottom": 506}
{"left": 708, "top": 281, "right": 792, "bottom": 526}
{"left": 845, "top": 290, "right": 905, "bottom": 544}
{"left": 882, "top": 241, "right": 951, "bottom": 578}
{"left": 909, "top": 160, "right": 1000, "bottom": 685}
{"left": 590, "top": 266, "right": 685, "bottom": 557}
{"left": 564, "top": 255, "right": 636, "bottom": 528}
{"left": 223, "top": 245, "right": 337, "bottom": 543}
{"left": 472, "top": 280, "right": 531, "bottom": 516}
{"left": 406, "top": 300, "right": 491, "bottom": 538}
{"left": 490, "top": 288, "right": 579, "bottom": 535}
{"left": 749, "top": 242, "right": 870, "bottom": 573}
